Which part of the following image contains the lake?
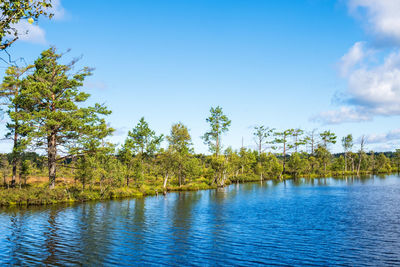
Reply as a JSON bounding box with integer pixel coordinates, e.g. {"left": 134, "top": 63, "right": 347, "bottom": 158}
{"left": 1, "top": 175, "right": 400, "bottom": 266}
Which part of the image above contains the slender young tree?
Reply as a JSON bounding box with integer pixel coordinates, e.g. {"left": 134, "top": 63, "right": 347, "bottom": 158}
{"left": 315, "top": 144, "right": 331, "bottom": 175}
{"left": 357, "top": 135, "right": 366, "bottom": 176}
{"left": 202, "top": 106, "right": 231, "bottom": 157}
{"left": 320, "top": 130, "right": 337, "bottom": 148}
{"left": 127, "top": 117, "right": 163, "bottom": 157}
{"left": 117, "top": 140, "right": 135, "bottom": 186}
{"left": 167, "top": 122, "right": 192, "bottom": 186}
{"left": 126, "top": 117, "right": 163, "bottom": 180}
{"left": 157, "top": 148, "right": 176, "bottom": 192}
{"left": 253, "top": 125, "right": 273, "bottom": 180}
{"left": 0, "top": 65, "right": 32, "bottom": 186}
{"left": 341, "top": 134, "right": 353, "bottom": 173}
{"left": 319, "top": 130, "right": 336, "bottom": 174}
{"left": 293, "top": 128, "right": 306, "bottom": 153}
{"left": 19, "top": 48, "right": 112, "bottom": 188}
{"left": 253, "top": 125, "right": 273, "bottom": 155}
{"left": 306, "top": 129, "right": 318, "bottom": 155}
{"left": 273, "top": 129, "right": 294, "bottom": 177}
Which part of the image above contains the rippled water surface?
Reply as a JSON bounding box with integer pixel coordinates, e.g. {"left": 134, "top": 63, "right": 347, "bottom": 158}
{"left": 1, "top": 175, "right": 400, "bottom": 266}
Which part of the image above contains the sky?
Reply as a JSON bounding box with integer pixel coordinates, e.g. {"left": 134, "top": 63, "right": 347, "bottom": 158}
{"left": 1, "top": 0, "right": 400, "bottom": 154}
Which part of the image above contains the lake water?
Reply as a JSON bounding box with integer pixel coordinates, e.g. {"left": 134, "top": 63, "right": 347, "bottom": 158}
{"left": 1, "top": 175, "right": 400, "bottom": 266}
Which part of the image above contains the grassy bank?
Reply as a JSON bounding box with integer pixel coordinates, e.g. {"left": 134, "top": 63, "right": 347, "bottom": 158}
{"left": 0, "top": 179, "right": 221, "bottom": 206}
{"left": 1, "top": 172, "right": 396, "bottom": 207}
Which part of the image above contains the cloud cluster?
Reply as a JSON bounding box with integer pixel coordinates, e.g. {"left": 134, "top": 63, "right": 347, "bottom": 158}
{"left": 362, "top": 128, "right": 400, "bottom": 152}
{"left": 348, "top": 0, "right": 400, "bottom": 44}
{"left": 11, "top": 0, "right": 65, "bottom": 45}
{"left": 314, "top": 0, "right": 400, "bottom": 124}
{"left": 49, "top": 0, "right": 66, "bottom": 21}
{"left": 366, "top": 128, "right": 400, "bottom": 144}
{"left": 13, "top": 20, "right": 47, "bottom": 44}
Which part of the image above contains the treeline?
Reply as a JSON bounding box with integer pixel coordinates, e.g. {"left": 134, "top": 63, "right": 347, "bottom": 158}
{"left": 0, "top": 49, "right": 399, "bottom": 194}
{"left": 1, "top": 1, "right": 399, "bottom": 207}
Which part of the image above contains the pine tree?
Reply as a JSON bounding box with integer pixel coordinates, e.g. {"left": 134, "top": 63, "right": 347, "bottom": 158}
{"left": 19, "top": 48, "right": 112, "bottom": 188}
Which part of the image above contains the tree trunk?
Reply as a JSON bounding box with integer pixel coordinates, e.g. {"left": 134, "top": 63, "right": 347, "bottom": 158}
{"left": 11, "top": 129, "right": 18, "bottom": 187}
{"left": 163, "top": 173, "right": 169, "bottom": 189}
{"left": 216, "top": 134, "right": 219, "bottom": 157}
{"left": 11, "top": 160, "right": 17, "bottom": 187}
{"left": 221, "top": 170, "right": 227, "bottom": 186}
{"left": 344, "top": 152, "right": 347, "bottom": 173}
{"left": 179, "top": 164, "right": 182, "bottom": 187}
{"left": 48, "top": 132, "right": 57, "bottom": 189}
{"left": 18, "top": 172, "right": 22, "bottom": 189}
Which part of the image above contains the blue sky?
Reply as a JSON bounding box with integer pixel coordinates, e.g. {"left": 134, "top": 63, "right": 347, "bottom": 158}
{"left": 1, "top": 0, "right": 400, "bottom": 154}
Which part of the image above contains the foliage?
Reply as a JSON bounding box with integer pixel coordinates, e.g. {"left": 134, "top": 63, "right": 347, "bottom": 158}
{"left": 202, "top": 106, "right": 231, "bottom": 157}
{"left": 0, "top": 0, "right": 53, "bottom": 50}
{"left": 18, "top": 48, "right": 112, "bottom": 188}
{"left": 127, "top": 117, "right": 163, "bottom": 157}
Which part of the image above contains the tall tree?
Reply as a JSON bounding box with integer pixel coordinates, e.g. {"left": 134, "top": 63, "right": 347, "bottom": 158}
{"left": 315, "top": 145, "right": 331, "bottom": 175}
{"left": 253, "top": 125, "right": 273, "bottom": 155}
{"left": 202, "top": 106, "right": 231, "bottom": 157}
{"left": 127, "top": 117, "right": 163, "bottom": 157}
{"left": 305, "top": 129, "right": 318, "bottom": 155}
{"left": 293, "top": 128, "right": 306, "bottom": 153}
{"left": 0, "top": 0, "right": 53, "bottom": 51}
{"left": 117, "top": 140, "right": 135, "bottom": 186}
{"left": 0, "top": 154, "right": 9, "bottom": 187}
{"left": 341, "top": 134, "right": 353, "bottom": 173}
{"left": 253, "top": 125, "right": 273, "bottom": 180}
{"left": 167, "top": 122, "right": 192, "bottom": 186}
{"left": 0, "top": 65, "right": 32, "bottom": 186}
{"left": 273, "top": 129, "right": 294, "bottom": 177}
{"left": 357, "top": 135, "right": 366, "bottom": 176}
{"left": 19, "top": 48, "right": 112, "bottom": 188}
{"left": 320, "top": 130, "right": 337, "bottom": 148}
{"left": 126, "top": 117, "right": 163, "bottom": 180}
{"left": 319, "top": 130, "right": 336, "bottom": 174}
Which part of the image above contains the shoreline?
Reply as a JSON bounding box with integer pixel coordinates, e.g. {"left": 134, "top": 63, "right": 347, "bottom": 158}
{"left": 0, "top": 172, "right": 394, "bottom": 208}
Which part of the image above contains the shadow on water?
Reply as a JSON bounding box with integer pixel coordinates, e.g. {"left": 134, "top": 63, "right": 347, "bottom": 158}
{"left": 167, "top": 191, "right": 201, "bottom": 265}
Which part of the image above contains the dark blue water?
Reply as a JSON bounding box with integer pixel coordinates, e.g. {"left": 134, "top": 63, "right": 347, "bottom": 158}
{"left": 1, "top": 175, "right": 400, "bottom": 266}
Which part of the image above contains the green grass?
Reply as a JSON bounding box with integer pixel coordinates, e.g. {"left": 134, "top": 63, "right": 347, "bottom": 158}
{"left": 0, "top": 184, "right": 146, "bottom": 206}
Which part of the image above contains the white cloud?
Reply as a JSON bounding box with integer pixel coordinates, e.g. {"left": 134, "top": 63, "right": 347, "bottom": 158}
{"left": 348, "top": 0, "right": 400, "bottom": 44}
{"left": 13, "top": 20, "right": 47, "bottom": 44}
{"left": 3, "top": 0, "right": 66, "bottom": 45}
{"left": 311, "top": 106, "right": 371, "bottom": 124}
{"left": 48, "top": 0, "right": 66, "bottom": 21}
{"left": 315, "top": 46, "right": 400, "bottom": 124}
{"left": 347, "top": 50, "right": 400, "bottom": 113}
{"left": 366, "top": 128, "right": 400, "bottom": 144}
{"left": 314, "top": 1, "right": 400, "bottom": 124}
{"left": 84, "top": 81, "right": 108, "bottom": 91}
{"left": 339, "top": 41, "right": 366, "bottom": 76}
